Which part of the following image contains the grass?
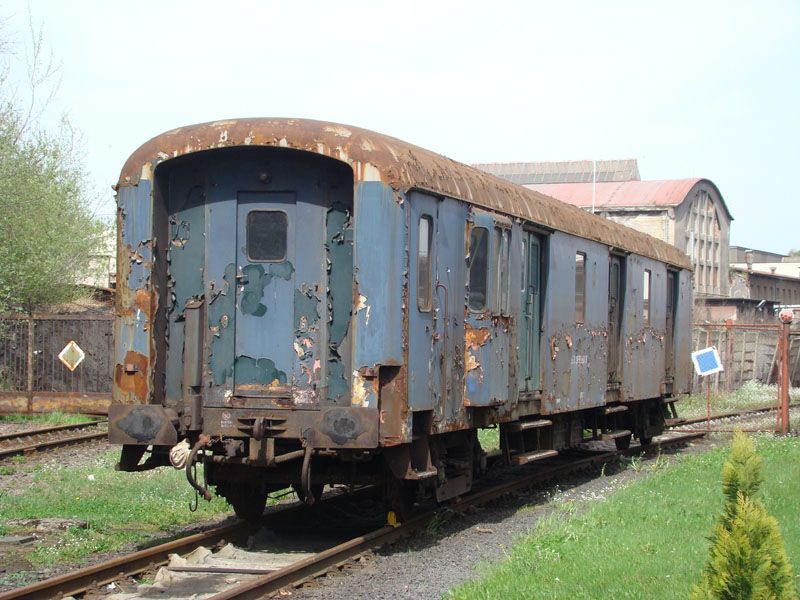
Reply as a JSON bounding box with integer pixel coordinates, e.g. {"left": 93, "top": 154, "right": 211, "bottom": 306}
{"left": 0, "top": 411, "right": 96, "bottom": 426}
{"left": 478, "top": 427, "right": 500, "bottom": 452}
{"left": 0, "top": 450, "right": 231, "bottom": 569}
{"left": 679, "top": 380, "right": 799, "bottom": 420}
{"left": 447, "top": 434, "right": 800, "bottom": 599}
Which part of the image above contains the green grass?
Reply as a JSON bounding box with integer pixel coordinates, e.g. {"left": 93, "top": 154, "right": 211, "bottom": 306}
{"left": 679, "top": 380, "right": 799, "bottom": 420}
{"left": 0, "top": 411, "right": 96, "bottom": 426}
{"left": 478, "top": 427, "right": 500, "bottom": 452}
{"left": 0, "top": 450, "right": 231, "bottom": 568}
{"left": 447, "top": 435, "right": 800, "bottom": 599}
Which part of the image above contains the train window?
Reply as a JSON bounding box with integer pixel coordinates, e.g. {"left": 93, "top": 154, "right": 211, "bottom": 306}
{"left": 247, "top": 210, "right": 287, "bottom": 261}
{"left": 494, "top": 227, "right": 510, "bottom": 314}
{"left": 417, "top": 215, "right": 433, "bottom": 311}
{"left": 468, "top": 226, "right": 489, "bottom": 311}
{"left": 575, "top": 252, "right": 586, "bottom": 323}
{"left": 643, "top": 269, "right": 652, "bottom": 325}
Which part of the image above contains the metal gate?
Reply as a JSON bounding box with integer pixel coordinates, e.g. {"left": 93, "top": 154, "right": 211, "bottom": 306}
{"left": 0, "top": 313, "right": 113, "bottom": 414}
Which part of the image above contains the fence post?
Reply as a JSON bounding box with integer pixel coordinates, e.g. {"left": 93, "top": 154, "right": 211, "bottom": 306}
{"left": 778, "top": 309, "right": 793, "bottom": 434}
{"left": 26, "top": 314, "right": 34, "bottom": 413}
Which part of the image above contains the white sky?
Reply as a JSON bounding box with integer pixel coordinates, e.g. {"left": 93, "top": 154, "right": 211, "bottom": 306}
{"left": 3, "top": 0, "right": 799, "bottom": 253}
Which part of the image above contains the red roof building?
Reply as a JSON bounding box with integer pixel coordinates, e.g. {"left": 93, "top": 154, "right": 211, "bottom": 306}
{"left": 475, "top": 161, "right": 732, "bottom": 298}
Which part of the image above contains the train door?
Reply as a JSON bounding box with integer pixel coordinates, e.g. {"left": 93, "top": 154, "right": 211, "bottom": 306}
{"left": 408, "top": 193, "right": 442, "bottom": 416}
{"left": 665, "top": 270, "right": 678, "bottom": 381}
{"left": 519, "top": 232, "right": 542, "bottom": 393}
{"left": 233, "top": 192, "right": 299, "bottom": 396}
{"left": 607, "top": 255, "right": 624, "bottom": 384}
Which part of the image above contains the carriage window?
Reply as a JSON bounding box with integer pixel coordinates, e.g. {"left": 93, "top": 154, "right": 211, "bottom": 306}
{"left": 494, "top": 227, "right": 510, "bottom": 314}
{"left": 468, "top": 226, "right": 489, "bottom": 311}
{"left": 247, "top": 210, "right": 287, "bottom": 261}
{"left": 575, "top": 252, "right": 586, "bottom": 324}
{"left": 417, "top": 215, "right": 433, "bottom": 311}
{"left": 643, "top": 269, "right": 651, "bottom": 325}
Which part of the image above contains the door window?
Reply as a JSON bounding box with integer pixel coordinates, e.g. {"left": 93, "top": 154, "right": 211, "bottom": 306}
{"left": 417, "top": 215, "right": 433, "bottom": 311}
{"left": 246, "top": 210, "right": 287, "bottom": 261}
{"left": 468, "top": 226, "right": 489, "bottom": 311}
{"left": 575, "top": 252, "right": 586, "bottom": 324}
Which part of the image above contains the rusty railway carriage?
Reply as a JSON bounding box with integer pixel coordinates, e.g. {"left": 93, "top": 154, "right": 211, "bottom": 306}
{"left": 110, "top": 118, "right": 693, "bottom": 519}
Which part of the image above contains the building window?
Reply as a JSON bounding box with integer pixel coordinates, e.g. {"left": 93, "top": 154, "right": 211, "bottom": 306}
{"left": 247, "top": 210, "right": 287, "bottom": 261}
{"left": 468, "top": 227, "right": 489, "bottom": 311}
{"left": 417, "top": 215, "right": 433, "bottom": 311}
{"left": 575, "top": 252, "right": 586, "bottom": 324}
{"left": 494, "top": 227, "right": 510, "bottom": 314}
{"left": 643, "top": 269, "right": 651, "bottom": 325}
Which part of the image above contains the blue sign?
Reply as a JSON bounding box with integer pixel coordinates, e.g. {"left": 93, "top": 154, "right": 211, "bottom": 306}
{"left": 691, "top": 346, "right": 723, "bottom": 376}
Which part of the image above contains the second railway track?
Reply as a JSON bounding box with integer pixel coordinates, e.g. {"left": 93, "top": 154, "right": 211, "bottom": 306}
{"left": 0, "top": 420, "right": 108, "bottom": 461}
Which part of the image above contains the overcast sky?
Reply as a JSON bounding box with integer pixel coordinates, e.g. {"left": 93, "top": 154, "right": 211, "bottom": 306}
{"left": 3, "top": 0, "right": 798, "bottom": 253}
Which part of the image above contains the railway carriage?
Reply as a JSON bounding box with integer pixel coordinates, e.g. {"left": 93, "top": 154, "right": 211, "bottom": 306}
{"left": 109, "top": 119, "right": 692, "bottom": 519}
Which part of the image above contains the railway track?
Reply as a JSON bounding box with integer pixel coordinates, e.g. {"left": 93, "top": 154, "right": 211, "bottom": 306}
{"left": 0, "top": 429, "right": 704, "bottom": 600}
{"left": 0, "top": 420, "right": 108, "bottom": 461}
{"left": 666, "top": 401, "right": 800, "bottom": 428}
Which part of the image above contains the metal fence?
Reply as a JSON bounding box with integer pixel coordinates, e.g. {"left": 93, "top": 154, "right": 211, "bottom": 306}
{"left": 0, "top": 312, "right": 113, "bottom": 414}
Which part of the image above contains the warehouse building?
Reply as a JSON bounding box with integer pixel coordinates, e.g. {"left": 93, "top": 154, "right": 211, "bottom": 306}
{"left": 474, "top": 160, "right": 732, "bottom": 297}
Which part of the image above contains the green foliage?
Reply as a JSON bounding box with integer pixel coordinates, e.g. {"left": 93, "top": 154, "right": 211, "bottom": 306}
{"left": 692, "top": 433, "right": 796, "bottom": 599}
{"left": 0, "top": 25, "right": 105, "bottom": 313}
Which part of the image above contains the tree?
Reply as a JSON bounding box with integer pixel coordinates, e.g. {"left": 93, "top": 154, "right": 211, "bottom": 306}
{"left": 692, "top": 432, "right": 796, "bottom": 599}
{"left": 788, "top": 249, "right": 800, "bottom": 257}
{"left": 0, "top": 18, "right": 104, "bottom": 313}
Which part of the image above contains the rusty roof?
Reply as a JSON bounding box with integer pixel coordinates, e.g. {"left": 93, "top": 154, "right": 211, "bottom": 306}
{"left": 119, "top": 118, "right": 692, "bottom": 269}
{"left": 526, "top": 179, "right": 732, "bottom": 220}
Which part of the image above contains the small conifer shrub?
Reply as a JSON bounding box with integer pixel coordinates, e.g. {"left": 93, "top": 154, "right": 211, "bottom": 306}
{"left": 692, "top": 432, "right": 796, "bottom": 599}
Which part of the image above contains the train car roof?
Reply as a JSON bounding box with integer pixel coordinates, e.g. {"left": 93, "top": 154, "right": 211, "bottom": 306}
{"left": 119, "top": 118, "right": 692, "bottom": 269}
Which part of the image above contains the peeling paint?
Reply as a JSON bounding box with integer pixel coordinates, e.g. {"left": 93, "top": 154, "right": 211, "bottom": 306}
{"left": 208, "top": 264, "right": 236, "bottom": 385}
{"left": 351, "top": 370, "right": 370, "bottom": 407}
{"left": 234, "top": 356, "right": 287, "bottom": 386}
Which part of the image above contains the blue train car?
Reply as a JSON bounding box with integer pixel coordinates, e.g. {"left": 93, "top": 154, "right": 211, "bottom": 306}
{"left": 109, "top": 119, "right": 693, "bottom": 518}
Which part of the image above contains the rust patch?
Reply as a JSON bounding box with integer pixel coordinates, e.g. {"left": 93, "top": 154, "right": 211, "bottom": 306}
{"left": 465, "top": 323, "right": 491, "bottom": 349}
{"left": 550, "top": 336, "right": 560, "bottom": 361}
{"left": 113, "top": 351, "right": 149, "bottom": 403}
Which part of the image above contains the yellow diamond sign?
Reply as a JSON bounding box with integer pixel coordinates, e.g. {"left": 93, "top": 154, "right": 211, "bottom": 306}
{"left": 58, "top": 340, "right": 86, "bottom": 372}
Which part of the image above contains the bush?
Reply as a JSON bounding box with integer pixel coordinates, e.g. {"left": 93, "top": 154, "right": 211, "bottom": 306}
{"left": 692, "top": 432, "right": 796, "bottom": 599}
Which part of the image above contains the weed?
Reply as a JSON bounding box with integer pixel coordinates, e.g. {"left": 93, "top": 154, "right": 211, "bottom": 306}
{"left": 0, "top": 465, "right": 15, "bottom": 476}
{"left": 627, "top": 453, "right": 644, "bottom": 473}
{"left": 648, "top": 450, "right": 669, "bottom": 473}
{"left": 424, "top": 509, "right": 453, "bottom": 536}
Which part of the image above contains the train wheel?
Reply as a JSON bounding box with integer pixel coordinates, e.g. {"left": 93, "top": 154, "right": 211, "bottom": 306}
{"left": 614, "top": 433, "right": 632, "bottom": 451}
{"left": 225, "top": 486, "right": 268, "bottom": 522}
